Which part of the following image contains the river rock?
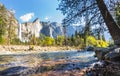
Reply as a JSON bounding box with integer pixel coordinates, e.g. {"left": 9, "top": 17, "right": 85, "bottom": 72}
{"left": 85, "top": 46, "right": 94, "bottom": 51}
{"left": 104, "top": 48, "right": 120, "bottom": 62}
{"left": 94, "top": 48, "right": 111, "bottom": 60}
{"left": 85, "top": 62, "right": 120, "bottom": 76}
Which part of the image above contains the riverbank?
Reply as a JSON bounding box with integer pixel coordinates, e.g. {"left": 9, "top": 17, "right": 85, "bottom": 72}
{"left": 0, "top": 45, "right": 81, "bottom": 55}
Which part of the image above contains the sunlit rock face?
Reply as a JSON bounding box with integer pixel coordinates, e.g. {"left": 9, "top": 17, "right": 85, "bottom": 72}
{"left": 20, "top": 18, "right": 42, "bottom": 42}
{"left": 33, "top": 18, "right": 43, "bottom": 37}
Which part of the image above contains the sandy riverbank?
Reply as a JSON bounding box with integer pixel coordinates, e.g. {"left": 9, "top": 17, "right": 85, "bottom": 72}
{"left": 0, "top": 45, "right": 81, "bottom": 55}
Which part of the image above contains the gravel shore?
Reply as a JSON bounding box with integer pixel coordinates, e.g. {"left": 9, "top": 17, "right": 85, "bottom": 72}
{"left": 0, "top": 45, "right": 80, "bottom": 55}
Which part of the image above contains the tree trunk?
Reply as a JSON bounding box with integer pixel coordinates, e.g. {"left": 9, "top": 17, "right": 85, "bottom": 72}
{"left": 96, "top": 0, "right": 120, "bottom": 45}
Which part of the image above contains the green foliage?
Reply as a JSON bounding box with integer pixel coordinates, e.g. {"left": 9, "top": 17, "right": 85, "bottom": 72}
{"left": 0, "top": 6, "right": 7, "bottom": 44}
{"left": 56, "top": 36, "right": 64, "bottom": 46}
{"left": 42, "top": 36, "right": 55, "bottom": 46}
{"left": 10, "top": 38, "right": 23, "bottom": 45}
{"left": 0, "top": 36, "right": 5, "bottom": 44}
{"left": 40, "top": 33, "right": 46, "bottom": 40}
{"left": 8, "top": 18, "right": 18, "bottom": 44}
{"left": 29, "top": 35, "right": 40, "bottom": 45}
{"left": 64, "top": 32, "right": 84, "bottom": 48}
{"left": 29, "top": 45, "right": 34, "bottom": 50}
{"left": 0, "top": 4, "right": 17, "bottom": 45}
{"left": 0, "top": 5, "right": 7, "bottom": 37}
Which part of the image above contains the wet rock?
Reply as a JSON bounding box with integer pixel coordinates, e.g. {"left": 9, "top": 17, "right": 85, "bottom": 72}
{"left": 85, "top": 61, "right": 120, "bottom": 76}
{"left": 105, "top": 48, "right": 120, "bottom": 62}
{"left": 77, "top": 49, "right": 82, "bottom": 52}
{"left": 85, "top": 46, "right": 94, "bottom": 51}
{"left": 94, "top": 48, "right": 111, "bottom": 60}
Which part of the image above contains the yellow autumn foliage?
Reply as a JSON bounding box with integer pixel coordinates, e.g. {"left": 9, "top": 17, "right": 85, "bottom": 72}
{"left": 86, "top": 36, "right": 108, "bottom": 48}
{"left": 96, "top": 40, "right": 108, "bottom": 48}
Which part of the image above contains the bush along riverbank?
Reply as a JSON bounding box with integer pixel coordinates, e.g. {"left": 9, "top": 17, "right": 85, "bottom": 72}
{"left": 85, "top": 45, "right": 120, "bottom": 76}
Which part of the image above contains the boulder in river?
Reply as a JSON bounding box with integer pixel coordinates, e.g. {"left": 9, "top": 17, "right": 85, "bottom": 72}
{"left": 104, "top": 48, "right": 120, "bottom": 62}
{"left": 85, "top": 61, "right": 120, "bottom": 76}
{"left": 85, "top": 46, "right": 94, "bottom": 51}
{"left": 94, "top": 48, "right": 111, "bottom": 60}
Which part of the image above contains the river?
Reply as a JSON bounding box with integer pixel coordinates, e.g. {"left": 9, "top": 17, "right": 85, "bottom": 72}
{"left": 0, "top": 50, "right": 98, "bottom": 75}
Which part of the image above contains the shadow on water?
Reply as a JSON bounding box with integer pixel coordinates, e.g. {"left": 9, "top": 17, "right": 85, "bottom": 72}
{"left": 0, "top": 66, "right": 28, "bottom": 76}
{"left": 0, "top": 59, "right": 98, "bottom": 76}
{"left": 0, "top": 51, "right": 98, "bottom": 75}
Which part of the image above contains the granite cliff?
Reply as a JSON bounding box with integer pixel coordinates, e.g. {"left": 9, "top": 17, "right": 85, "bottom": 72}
{"left": 19, "top": 19, "right": 64, "bottom": 42}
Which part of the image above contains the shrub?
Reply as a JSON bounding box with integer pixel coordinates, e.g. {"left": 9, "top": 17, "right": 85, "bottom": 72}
{"left": 42, "top": 37, "right": 55, "bottom": 46}
{"left": 11, "top": 38, "right": 23, "bottom": 45}
{"left": 0, "top": 36, "right": 5, "bottom": 44}
{"left": 87, "top": 36, "right": 97, "bottom": 46}
{"left": 56, "top": 36, "right": 64, "bottom": 46}
{"left": 96, "top": 40, "right": 108, "bottom": 48}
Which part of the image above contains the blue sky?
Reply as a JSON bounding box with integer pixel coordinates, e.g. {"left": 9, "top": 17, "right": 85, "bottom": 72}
{"left": 0, "top": 0, "right": 64, "bottom": 23}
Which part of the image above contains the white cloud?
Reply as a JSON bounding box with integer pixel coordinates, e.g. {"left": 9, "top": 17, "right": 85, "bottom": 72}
{"left": 20, "top": 13, "right": 34, "bottom": 22}
{"left": 45, "top": 17, "right": 49, "bottom": 20}
{"left": 44, "top": 16, "right": 52, "bottom": 21}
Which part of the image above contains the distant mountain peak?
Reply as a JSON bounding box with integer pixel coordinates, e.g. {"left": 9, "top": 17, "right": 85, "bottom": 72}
{"left": 33, "top": 18, "right": 40, "bottom": 23}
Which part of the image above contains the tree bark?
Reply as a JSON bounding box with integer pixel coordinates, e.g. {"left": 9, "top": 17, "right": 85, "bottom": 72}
{"left": 96, "top": 0, "right": 120, "bottom": 45}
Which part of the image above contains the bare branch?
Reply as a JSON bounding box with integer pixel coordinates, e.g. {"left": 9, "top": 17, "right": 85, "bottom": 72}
{"left": 63, "top": 2, "right": 97, "bottom": 24}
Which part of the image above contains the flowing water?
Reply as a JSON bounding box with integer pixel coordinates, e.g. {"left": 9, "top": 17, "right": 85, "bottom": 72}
{"left": 0, "top": 50, "right": 98, "bottom": 75}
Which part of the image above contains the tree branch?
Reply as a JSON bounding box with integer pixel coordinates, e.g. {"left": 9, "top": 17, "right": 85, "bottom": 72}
{"left": 63, "top": 2, "right": 97, "bottom": 24}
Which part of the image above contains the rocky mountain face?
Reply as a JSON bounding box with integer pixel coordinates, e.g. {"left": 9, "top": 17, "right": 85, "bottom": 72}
{"left": 19, "top": 18, "right": 83, "bottom": 42}
{"left": 20, "top": 18, "right": 43, "bottom": 42}
{"left": 20, "top": 19, "right": 64, "bottom": 42}
{"left": 40, "top": 22, "right": 82, "bottom": 38}
{"left": 41, "top": 22, "right": 64, "bottom": 38}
